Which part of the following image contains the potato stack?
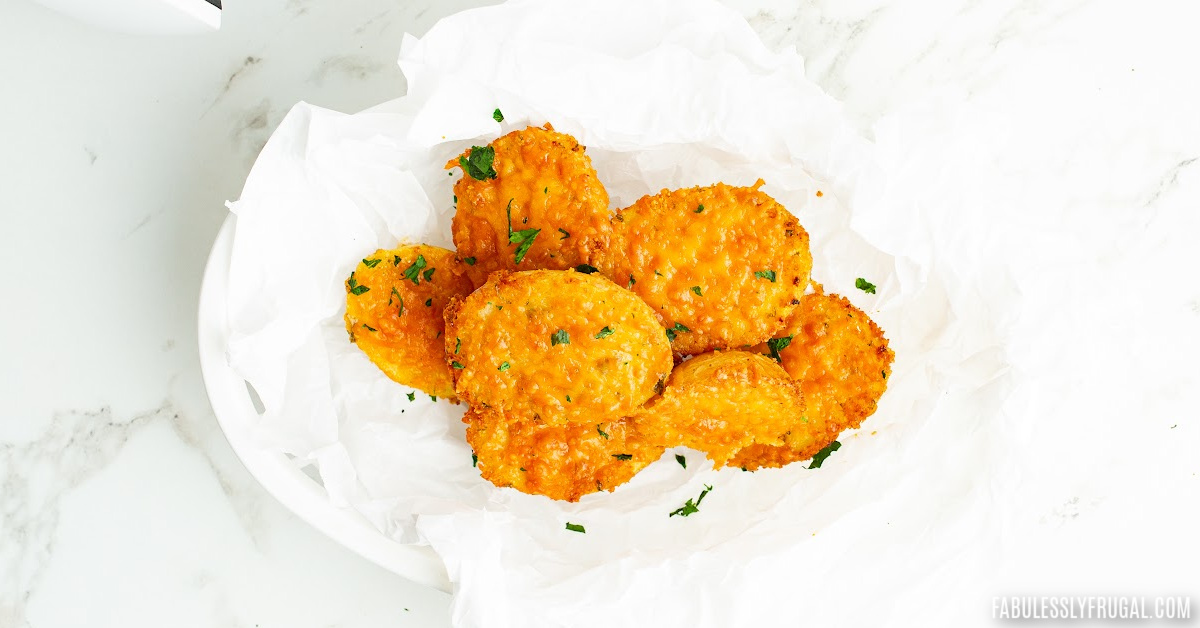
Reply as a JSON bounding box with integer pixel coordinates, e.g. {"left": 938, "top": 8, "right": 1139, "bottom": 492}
{"left": 343, "top": 124, "right": 894, "bottom": 502}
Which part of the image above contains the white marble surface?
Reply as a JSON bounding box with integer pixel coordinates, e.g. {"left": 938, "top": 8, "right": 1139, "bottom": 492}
{"left": 1, "top": 0, "right": 1197, "bottom": 626}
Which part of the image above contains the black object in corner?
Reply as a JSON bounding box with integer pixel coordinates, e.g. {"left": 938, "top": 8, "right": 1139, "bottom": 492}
{"left": 205, "top": 0, "right": 222, "bottom": 8}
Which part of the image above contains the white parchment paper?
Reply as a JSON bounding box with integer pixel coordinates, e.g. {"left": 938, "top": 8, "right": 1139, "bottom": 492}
{"left": 221, "top": 0, "right": 1200, "bottom": 625}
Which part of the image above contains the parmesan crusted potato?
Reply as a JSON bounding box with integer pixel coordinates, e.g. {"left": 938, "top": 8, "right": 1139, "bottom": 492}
{"left": 595, "top": 181, "right": 812, "bottom": 355}
{"left": 465, "top": 408, "right": 663, "bottom": 502}
{"left": 728, "top": 291, "right": 894, "bottom": 470}
{"left": 344, "top": 245, "right": 474, "bottom": 399}
{"left": 631, "top": 350, "right": 807, "bottom": 467}
{"left": 444, "top": 269, "right": 673, "bottom": 425}
{"left": 447, "top": 125, "right": 611, "bottom": 286}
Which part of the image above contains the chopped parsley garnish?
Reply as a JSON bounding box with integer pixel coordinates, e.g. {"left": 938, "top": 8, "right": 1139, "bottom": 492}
{"left": 557, "top": 228, "right": 571, "bottom": 240}
{"left": 492, "top": 108, "right": 504, "bottom": 122}
{"left": 594, "top": 326, "right": 615, "bottom": 339}
{"left": 566, "top": 395, "right": 572, "bottom": 402}
{"left": 856, "top": 277, "right": 877, "bottom": 294}
{"left": 498, "top": 361, "right": 510, "bottom": 371}
{"left": 510, "top": 226, "right": 540, "bottom": 264}
{"left": 543, "top": 186, "right": 548, "bottom": 194}
{"left": 451, "top": 361, "right": 465, "bottom": 369}
{"left": 347, "top": 274, "right": 370, "bottom": 295}
{"left": 424, "top": 298, "right": 432, "bottom": 307}
{"left": 627, "top": 274, "right": 636, "bottom": 288}
{"left": 612, "top": 453, "right": 633, "bottom": 461}
{"left": 597, "top": 425, "right": 610, "bottom": 439}
{"left": 574, "top": 264, "right": 599, "bottom": 274}
{"left": 471, "top": 453, "right": 478, "bottom": 467}
{"left": 362, "top": 324, "right": 376, "bottom": 332}
{"left": 463, "top": 256, "right": 476, "bottom": 265}
{"left": 565, "top": 522, "right": 586, "bottom": 534}
{"left": 766, "top": 335, "right": 793, "bottom": 362}
{"left": 429, "top": 395, "right": 437, "bottom": 402}
{"left": 694, "top": 204, "right": 705, "bottom": 214}
{"left": 459, "top": 145, "right": 497, "bottom": 180}
{"left": 422, "top": 267, "right": 436, "bottom": 282}
{"left": 690, "top": 286, "right": 703, "bottom": 296}
{"left": 669, "top": 484, "right": 712, "bottom": 517}
{"left": 754, "top": 270, "right": 777, "bottom": 282}
{"left": 406, "top": 392, "right": 416, "bottom": 401}
{"left": 393, "top": 255, "right": 402, "bottom": 266}
{"left": 389, "top": 287, "right": 404, "bottom": 313}
{"left": 664, "top": 322, "right": 690, "bottom": 342}
{"left": 454, "top": 338, "right": 461, "bottom": 354}
{"left": 809, "top": 440, "right": 841, "bottom": 469}
{"left": 402, "top": 255, "right": 427, "bottom": 285}
{"left": 551, "top": 329, "right": 570, "bottom": 346}
{"left": 362, "top": 258, "right": 381, "bottom": 268}
{"left": 675, "top": 454, "right": 687, "bottom": 469}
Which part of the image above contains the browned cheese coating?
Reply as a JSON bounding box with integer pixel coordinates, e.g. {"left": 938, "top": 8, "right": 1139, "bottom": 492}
{"left": 344, "top": 245, "right": 474, "bottom": 399}
{"left": 444, "top": 269, "right": 673, "bottom": 425}
{"left": 448, "top": 125, "right": 611, "bottom": 287}
{"left": 596, "top": 181, "right": 812, "bottom": 355}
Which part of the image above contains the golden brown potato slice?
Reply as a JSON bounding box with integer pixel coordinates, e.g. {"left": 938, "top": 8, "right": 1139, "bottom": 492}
{"left": 444, "top": 269, "right": 673, "bottom": 425}
{"left": 465, "top": 408, "right": 663, "bottom": 502}
{"left": 631, "top": 350, "right": 807, "bottom": 467}
{"left": 447, "top": 125, "right": 611, "bottom": 286}
{"left": 595, "top": 181, "right": 812, "bottom": 355}
{"left": 728, "top": 291, "right": 894, "bottom": 470}
{"left": 344, "top": 245, "right": 474, "bottom": 399}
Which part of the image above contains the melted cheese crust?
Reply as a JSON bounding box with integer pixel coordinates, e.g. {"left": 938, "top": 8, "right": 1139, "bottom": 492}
{"left": 448, "top": 125, "right": 611, "bottom": 287}
{"left": 444, "top": 270, "right": 673, "bottom": 425}
{"left": 596, "top": 182, "right": 812, "bottom": 355}
{"left": 344, "top": 245, "right": 474, "bottom": 399}
{"left": 465, "top": 408, "right": 663, "bottom": 502}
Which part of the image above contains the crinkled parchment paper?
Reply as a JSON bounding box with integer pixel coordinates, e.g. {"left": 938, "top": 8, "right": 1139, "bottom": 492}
{"left": 221, "top": 0, "right": 1057, "bottom": 625}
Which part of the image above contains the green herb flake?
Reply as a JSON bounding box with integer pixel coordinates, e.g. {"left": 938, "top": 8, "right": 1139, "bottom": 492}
{"left": 754, "top": 270, "right": 777, "bottom": 282}
{"left": 594, "top": 326, "right": 615, "bottom": 340}
{"left": 472, "top": 453, "right": 478, "bottom": 467}
{"left": 675, "top": 454, "right": 687, "bottom": 469}
{"left": 455, "top": 338, "right": 461, "bottom": 354}
{"left": 691, "top": 286, "right": 703, "bottom": 296}
{"left": 597, "top": 425, "right": 610, "bottom": 439}
{"left": 766, "top": 335, "right": 793, "bottom": 362}
{"left": 574, "top": 264, "right": 599, "bottom": 274}
{"left": 492, "top": 108, "right": 504, "bottom": 122}
{"left": 402, "top": 255, "right": 428, "bottom": 285}
{"left": 393, "top": 255, "right": 402, "bottom": 266}
{"left": 809, "top": 440, "right": 841, "bottom": 469}
{"left": 694, "top": 204, "right": 705, "bottom": 214}
{"left": 451, "top": 361, "right": 465, "bottom": 369}
{"left": 665, "top": 322, "right": 691, "bottom": 342}
{"left": 551, "top": 329, "right": 570, "bottom": 346}
{"left": 565, "top": 522, "right": 586, "bottom": 534}
{"left": 389, "top": 287, "right": 405, "bottom": 312}
{"left": 558, "top": 228, "right": 571, "bottom": 240}
{"left": 362, "top": 324, "right": 376, "bottom": 332}
{"left": 669, "top": 484, "right": 713, "bottom": 518}
{"left": 429, "top": 395, "right": 438, "bottom": 402}
{"left": 459, "top": 145, "right": 497, "bottom": 180}
{"left": 612, "top": 453, "right": 633, "bottom": 461}
{"left": 856, "top": 277, "right": 877, "bottom": 294}
{"left": 510, "top": 227, "right": 541, "bottom": 264}
{"left": 362, "top": 258, "right": 381, "bottom": 268}
{"left": 406, "top": 392, "right": 416, "bottom": 401}
{"left": 566, "top": 395, "right": 572, "bottom": 402}
{"left": 627, "top": 274, "right": 636, "bottom": 288}
{"left": 347, "top": 275, "right": 370, "bottom": 296}
{"left": 544, "top": 186, "right": 549, "bottom": 194}
{"left": 463, "top": 256, "right": 476, "bottom": 265}
{"left": 498, "top": 361, "right": 511, "bottom": 371}
{"left": 424, "top": 298, "right": 432, "bottom": 307}
{"left": 422, "top": 267, "right": 436, "bottom": 282}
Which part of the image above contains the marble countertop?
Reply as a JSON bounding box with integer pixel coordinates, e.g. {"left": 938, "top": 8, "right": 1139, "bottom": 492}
{"left": 1, "top": 0, "right": 1197, "bottom": 627}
